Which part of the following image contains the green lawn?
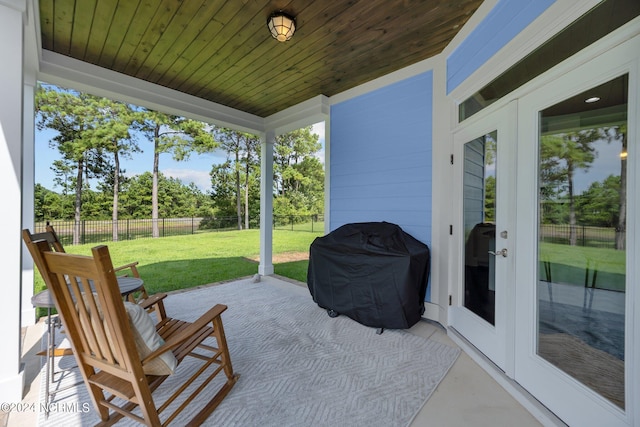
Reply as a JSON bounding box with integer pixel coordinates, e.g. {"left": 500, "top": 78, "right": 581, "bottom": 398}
{"left": 31, "top": 229, "right": 323, "bottom": 314}
{"left": 539, "top": 242, "right": 625, "bottom": 291}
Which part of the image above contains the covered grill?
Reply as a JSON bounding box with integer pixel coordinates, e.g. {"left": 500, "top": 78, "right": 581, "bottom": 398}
{"left": 307, "top": 222, "right": 430, "bottom": 330}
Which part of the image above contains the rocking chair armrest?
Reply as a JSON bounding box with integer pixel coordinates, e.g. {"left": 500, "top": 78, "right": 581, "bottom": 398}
{"left": 138, "top": 293, "right": 168, "bottom": 311}
{"left": 114, "top": 261, "right": 140, "bottom": 277}
{"left": 142, "top": 304, "right": 228, "bottom": 363}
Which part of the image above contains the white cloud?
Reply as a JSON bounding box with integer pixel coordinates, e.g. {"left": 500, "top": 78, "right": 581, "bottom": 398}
{"left": 162, "top": 168, "right": 211, "bottom": 192}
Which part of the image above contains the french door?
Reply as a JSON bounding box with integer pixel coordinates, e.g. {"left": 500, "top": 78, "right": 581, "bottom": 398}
{"left": 449, "top": 103, "right": 517, "bottom": 371}
{"left": 513, "top": 36, "right": 638, "bottom": 426}
{"left": 450, "top": 33, "right": 638, "bottom": 426}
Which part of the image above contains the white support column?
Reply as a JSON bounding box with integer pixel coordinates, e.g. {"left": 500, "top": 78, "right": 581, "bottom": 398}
{"left": 21, "top": 77, "right": 36, "bottom": 325}
{"left": 259, "top": 130, "right": 275, "bottom": 276}
{"left": 427, "top": 56, "right": 452, "bottom": 324}
{"left": 0, "top": 0, "right": 27, "bottom": 402}
{"left": 323, "top": 118, "right": 331, "bottom": 234}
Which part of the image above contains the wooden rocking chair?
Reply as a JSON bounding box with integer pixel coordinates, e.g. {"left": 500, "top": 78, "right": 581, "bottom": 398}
{"left": 23, "top": 225, "right": 149, "bottom": 302}
{"left": 24, "top": 239, "right": 238, "bottom": 426}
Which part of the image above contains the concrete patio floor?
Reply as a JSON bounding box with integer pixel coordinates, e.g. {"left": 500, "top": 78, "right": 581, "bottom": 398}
{"left": 4, "top": 276, "right": 554, "bottom": 426}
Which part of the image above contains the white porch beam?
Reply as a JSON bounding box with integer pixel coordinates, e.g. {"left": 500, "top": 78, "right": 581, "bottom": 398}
{"left": 0, "top": 0, "right": 27, "bottom": 403}
{"left": 264, "top": 95, "right": 329, "bottom": 135}
{"left": 38, "top": 50, "right": 265, "bottom": 135}
{"left": 259, "top": 131, "right": 275, "bottom": 276}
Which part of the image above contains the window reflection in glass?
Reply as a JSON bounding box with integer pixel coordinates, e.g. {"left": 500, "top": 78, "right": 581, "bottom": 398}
{"left": 464, "top": 131, "right": 497, "bottom": 325}
{"left": 537, "top": 75, "right": 627, "bottom": 408}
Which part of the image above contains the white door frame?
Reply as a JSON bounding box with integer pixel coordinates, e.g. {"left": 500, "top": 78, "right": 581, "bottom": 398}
{"left": 449, "top": 101, "right": 517, "bottom": 374}
{"left": 513, "top": 35, "right": 639, "bottom": 427}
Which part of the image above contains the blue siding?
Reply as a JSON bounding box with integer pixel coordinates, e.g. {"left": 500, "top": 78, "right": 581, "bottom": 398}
{"left": 446, "top": 0, "right": 555, "bottom": 93}
{"left": 330, "top": 71, "right": 433, "bottom": 300}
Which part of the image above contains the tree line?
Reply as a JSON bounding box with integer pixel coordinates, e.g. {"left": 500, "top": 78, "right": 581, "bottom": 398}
{"left": 539, "top": 125, "right": 626, "bottom": 249}
{"left": 478, "top": 125, "right": 626, "bottom": 250}
{"left": 35, "top": 84, "right": 324, "bottom": 242}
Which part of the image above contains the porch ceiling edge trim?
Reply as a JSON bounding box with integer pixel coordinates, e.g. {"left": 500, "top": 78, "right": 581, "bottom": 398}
{"left": 37, "top": 50, "right": 266, "bottom": 135}
{"left": 440, "top": 0, "right": 499, "bottom": 58}
{"left": 0, "top": 0, "right": 26, "bottom": 13}
{"left": 329, "top": 54, "right": 440, "bottom": 107}
{"left": 264, "top": 95, "right": 329, "bottom": 136}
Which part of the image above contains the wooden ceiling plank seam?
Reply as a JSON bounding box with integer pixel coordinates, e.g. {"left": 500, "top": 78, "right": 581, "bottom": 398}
{"left": 67, "top": 0, "right": 95, "bottom": 59}
{"left": 195, "top": 0, "right": 355, "bottom": 101}
{"left": 324, "top": 3, "right": 456, "bottom": 54}
{"left": 163, "top": 0, "right": 262, "bottom": 91}
{"left": 110, "top": 0, "right": 159, "bottom": 73}
{"left": 134, "top": 0, "right": 210, "bottom": 82}
{"left": 156, "top": 17, "right": 226, "bottom": 88}
{"left": 142, "top": 0, "right": 226, "bottom": 83}
{"left": 98, "top": 0, "right": 141, "bottom": 69}
{"left": 175, "top": 0, "right": 294, "bottom": 96}
{"left": 38, "top": 0, "right": 54, "bottom": 51}
{"left": 318, "top": 2, "right": 479, "bottom": 71}
{"left": 156, "top": 0, "right": 271, "bottom": 92}
{"left": 83, "top": 0, "right": 119, "bottom": 65}
{"left": 323, "top": 16, "right": 475, "bottom": 77}
{"left": 121, "top": 0, "right": 184, "bottom": 76}
{"left": 70, "top": 0, "right": 97, "bottom": 60}
{"left": 52, "top": 0, "right": 76, "bottom": 56}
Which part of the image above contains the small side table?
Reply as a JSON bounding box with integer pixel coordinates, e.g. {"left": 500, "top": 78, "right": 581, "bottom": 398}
{"left": 117, "top": 276, "right": 146, "bottom": 300}
{"left": 30, "top": 289, "right": 60, "bottom": 417}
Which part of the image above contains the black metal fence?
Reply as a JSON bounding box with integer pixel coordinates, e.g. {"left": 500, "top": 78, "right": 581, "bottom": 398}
{"left": 539, "top": 223, "right": 623, "bottom": 249}
{"left": 38, "top": 215, "right": 325, "bottom": 246}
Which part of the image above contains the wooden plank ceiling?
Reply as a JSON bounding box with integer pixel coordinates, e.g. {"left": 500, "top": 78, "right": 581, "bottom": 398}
{"left": 39, "top": 0, "right": 483, "bottom": 117}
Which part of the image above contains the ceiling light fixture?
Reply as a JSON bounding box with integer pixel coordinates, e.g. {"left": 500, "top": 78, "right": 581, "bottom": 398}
{"left": 268, "top": 11, "right": 296, "bottom": 42}
{"left": 585, "top": 96, "right": 601, "bottom": 103}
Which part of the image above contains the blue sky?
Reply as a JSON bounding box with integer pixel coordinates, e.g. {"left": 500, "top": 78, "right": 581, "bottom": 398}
{"left": 36, "top": 122, "right": 325, "bottom": 193}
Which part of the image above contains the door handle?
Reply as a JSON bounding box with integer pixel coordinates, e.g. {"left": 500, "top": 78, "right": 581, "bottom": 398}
{"left": 488, "top": 248, "right": 508, "bottom": 258}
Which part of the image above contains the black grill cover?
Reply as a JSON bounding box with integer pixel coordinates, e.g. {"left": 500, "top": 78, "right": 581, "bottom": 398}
{"left": 307, "top": 222, "right": 430, "bottom": 329}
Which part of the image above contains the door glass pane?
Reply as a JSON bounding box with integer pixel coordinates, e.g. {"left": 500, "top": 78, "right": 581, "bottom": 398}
{"left": 537, "top": 75, "right": 627, "bottom": 408}
{"left": 464, "top": 131, "right": 497, "bottom": 325}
